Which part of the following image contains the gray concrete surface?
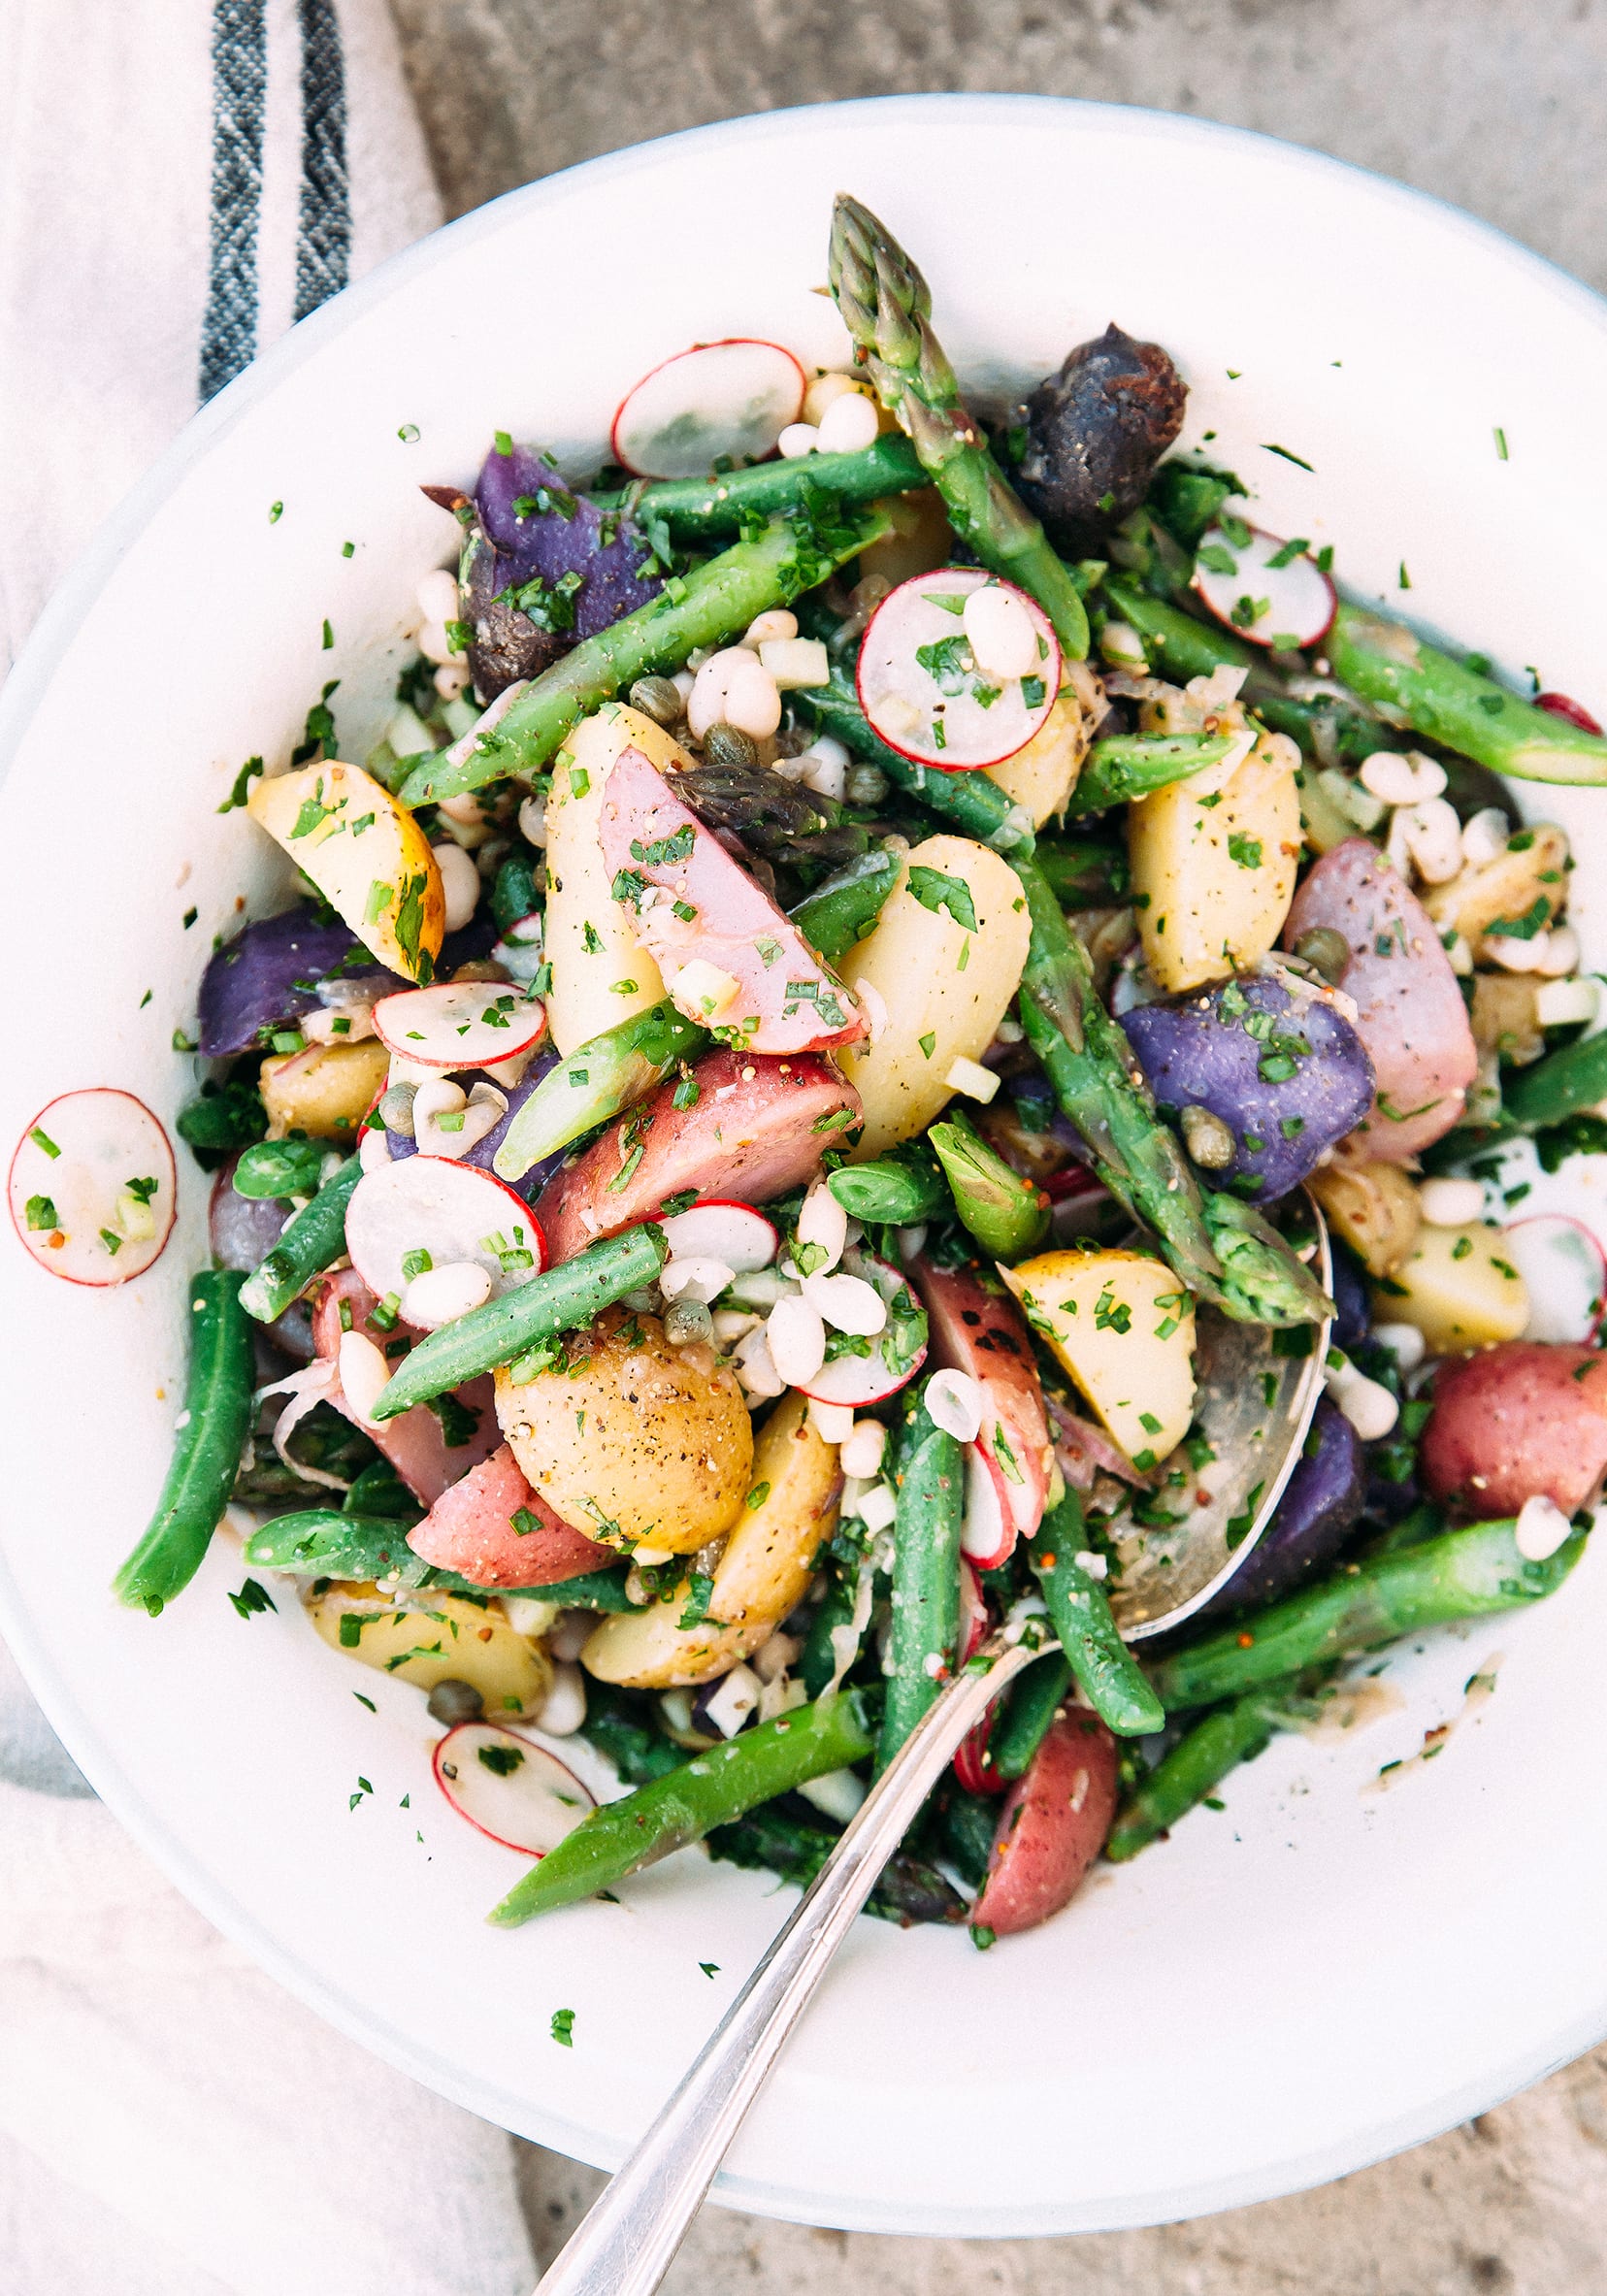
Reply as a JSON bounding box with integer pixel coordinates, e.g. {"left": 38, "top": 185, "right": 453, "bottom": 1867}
{"left": 388, "top": 3, "right": 1607, "bottom": 2282}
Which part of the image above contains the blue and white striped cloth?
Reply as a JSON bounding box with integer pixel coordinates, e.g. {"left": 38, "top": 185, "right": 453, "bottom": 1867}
{"left": 0, "top": 10, "right": 541, "bottom": 2290}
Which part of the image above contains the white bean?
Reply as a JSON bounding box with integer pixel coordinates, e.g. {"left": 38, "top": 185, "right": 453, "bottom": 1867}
{"left": 430, "top": 840, "right": 481, "bottom": 932}
{"left": 800, "top": 1270, "right": 887, "bottom": 1337}
{"left": 777, "top": 422, "right": 819, "bottom": 459}
{"left": 403, "top": 1260, "right": 495, "bottom": 1328}
{"left": 1488, "top": 930, "right": 1551, "bottom": 973}
{"left": 533, "top": 1659, "right": 588, "bottom": 1736}
{"left": 1460, "top": 807, "right": 1510, "bottom": 869}
{"left": 796, "top": 1180, "right": 848, "bottom": 1273}
{"left": 337, "top": 1330, "right": 390, "bottom": 1423}
{"left": 1396, "top": 797, "right": 1464, "bottom": 884}
{"left": 415, "top": 567, "right": 460, "bottom": 623}
{"left": 1332, "top": 1367, "right": 1399, "bottom": 1441}
{"left": 806, "top": 1396, "right": 856, "bottom": 1445}
{"left": 687, "top": 647, "right": 780, "bottom": 739}
{"left": 1360, "top": 748, "right": 1446, "bottom": 806}
{"left": 733, "top": 1325, "right": 785, "bottom": 1399}
{"left": 434, "top": 664, "right": 471, "bottom": 702}
{"left": 813, "top": 388, "right": 881, "bottom": 455}
{"left": 766, "top": 1295, "right": 827, "bottom": 1386}
{"left": 416, "top": 619, "right": 464, "bottom": 668}
{"left": 1419, "top": 1176, "right": 1486, "bottom": 1228}
{"left": 962, "top": 582, "right": 1040, "bottom": 681}
{"left": 659, "top": 1255, "right": 736, "bottom": 1305}
{"left": 1515, "top": 1492, "right": 1574, "bottom": 1561}
{"left": 517, "top": 792, "right": 548, "bottom": 846}
{"left": 743, "top": 608, "right": 798, "bottom": 647}
{"left": 803, "top": 372, "right": 861, "bottom": 425}
{"left": 925, "top": 1368, "right": 985, "bottom": 1444}
{"left": 839, "top": 1419, "right": 887, "bottom": 1479}
{"left": 1371, "top": 1321, "right": 1427, "bottom": 1371}
{"left": 1535, "top": 924, "right": 1581, "bottom": 977}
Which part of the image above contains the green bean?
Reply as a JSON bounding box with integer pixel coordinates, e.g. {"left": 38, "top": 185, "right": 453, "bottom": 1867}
{"left": 878, "top": 1383, "right": 965, "bottom": 1771}
{"left": 1101, "top": 575, "right": 1259, "bottom": 686}
{"left": 232, "top": 1136, "right": 327, "bottom": 1200}
{"left": 798, "top": 1566, "right": 862, "bottom": 1699}
{"left": 1033, "top": 836, "right": 1129, "bottom": 907}
{"left": 492, "top": 1001, "right": 705, "bottom": 1183}
{"left": 240, "top": 1511, "right": 637, "bottom": 1609}
{"left": 827, "top": 1146, "right": 950, "bottom": 1227}
{"left": 989, "top": 1651, "right": 1074, "bottom": 1781}
{"left": 1149, "top": 1516, "right": 1588, "bottom": 1711}
{"left": 622, "top": 434, "right": 926, "bottom": 541}
{"left": 398, "top": 508, "right": 887, "bottom": 806}
{"left": 1030, "top": 1492, "right": 1164, "bottom": 1735}
{"left": 928, "top": 1106, "right": 1049, "bottom": 1263}
{"left": 239, "top": 1156, "right": 361, "bottom": 1323}
{"left": 491, "top": 850, "right": 541, "bottom": 934}
{"left": 795, "top": 656, "right": 1035, "bottom": 853}
{"left": 1501, "top": 1033, "right": 1607, "bottom": 1132}
{"left": 488, "top": 1689, "right": 875, "bottom": 1923}
{"left": 789, "top": 846, "right": 902, "bottom": 961}
{"left": 372, "top": 1224, "right": 669, "bottom": 1418}
{"left": 1105, "top": 1673, "right": 1317, "bottom": 1860}
{"left": 113, "top": 1271, "right": 255, "bottom": 1614}
{"left": 1071, "top": 732, "right": 1233, "bottom": 813}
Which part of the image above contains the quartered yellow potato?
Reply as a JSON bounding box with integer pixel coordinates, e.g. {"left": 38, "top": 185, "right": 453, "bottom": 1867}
{"left": 1376, "top": 1223, "right": 1530, "bottom": 1353}
{"left": 495, "top": 1307, "right": 752, "bottom": 1555}
{"left": 1424, "top": 821, "right": 1569, "bottom": 955}
{"left": 247, "top": 760, "right": 443, "bottom": 981}
{"left": 581, "top": 1392, "right": 839, "bottom": 1689}
{"left": 308, "top": 1582, "right": 552, "bottom": 1715}
{"left": 988, "top": 664, "right": 1105, "bottom": 829}
{"left": 258, "top": 1035, "right": 389, "bottom": 1140}
{"left": 1002, "top": 1247, "right": 1197, "bottom": 1465}
{"left": 543, "top": 704, "right": 674, "bottom": 1053}
{"left": 838, "top": 834, "right": 1033, "bottom": 1158}
{"left": 1128, "top": 729, "right": 1302, "bottom": 992}
{"left": 1307, "top": 1160, "right": 1423, "bottom": 1279}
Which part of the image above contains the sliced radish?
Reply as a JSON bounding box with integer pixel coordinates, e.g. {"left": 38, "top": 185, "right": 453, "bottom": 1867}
{"left": 610, "top": 340, "right": 805, "bottom": 479}
{"left": 958, "top": 1559, "right": 989, "bottom": 1660}
{"left": 344, "top": 1157, "right": 546, "bottom": 1305}
{"left": 1503, "top": 1215, "right": 1607, "bottom": 1344}
{"left": 373, "top": 980, "right": 545, "bottom": 1071}
{"left": 432, "top": 1722, "right": 594, "bottom": 1855}
{"left": 1192, "top": 517, "right": 1335, "bottom": 650}
{"left": 795, "top": 1251, "right": 927, "bottom": 1408}
{"left": 657, "top": 1199, "right": 778, "bottom": 1273}
{"left": 961, "top": 1446, "right": 1013, "bottom": 1568}
{"left": 1537, "top": 691, "right": 1604, "bottom": 736}
{"left": 856, "top": 568, "right": 1060, "bottom": 771}
{"left": 952, "top": 1562, "right": 1007, "bottom": 1793}
{"left": 8, "top": 1089, "right": 176, "bottom": 1287}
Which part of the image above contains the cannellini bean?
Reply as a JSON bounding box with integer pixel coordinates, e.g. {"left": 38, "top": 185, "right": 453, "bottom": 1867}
{"left": 925, "top": 1367, "right": 985, "bottom": 1444}
{"left": 1328, "top": 1361, "right": 1399, "bottom": 1441}
{"left": 659, "top": 1255, "right": 737, "bottom": 1305}
{"left": 1445, "top": 934, "right": 1474, "bottom": 976}
{"left": 733, "top": 1326, "right": 785, "bottom": 1399}
{"left": 338, "top": 1330, "right": 390, "bottom": 1423}
{"left": 403, "top": 1259, "right": 494, "bottom": 1328}
{"left": 1099, "top": 620, "right": 1148, "bottom": 668}
{"left": 803, "top": 371, "right": 862, "bottom": 425}
{"left": 777, "top": 422, "right": 819, "bottom": 459}
{"left": 797, "top": 740, "right": 849, "bottom": 801}
{"left": 1516, "top": 1492, "right": 1574, "bottom": 1561}
{"left": 796, "top": 1180, "right": 848, "bottom": 1273}
{"left": 813, "top": 388, "right": 881, "bottom": 455}
{"left": 303, "top": 1003, "right": 377, "bottom": 1046}
{"left": 1488, "top": 930, "right": 1552, "bottom": 974}
{"left": 800, "top": 1270, "right": 887, "bottom": 1337}
{"left": 807, "top": 1396, "right": 856, "bottom": 1445}
{"left": 1360, "top": 749, "right": 1447, "bottom": 806}
{"left": 358, "top": 1126, "right": 392, "bottom": 1172}
{"left": 1389, "top": 796, "right": 1464, "bottom": 885}
{"left": 517, "top": 792, "right": 547, "bottom": 846}
{"left": 766, "top": 1295, "right": 827, "bottom": 1386}
{"left": 1371, "top": 1320, "right": 1427, "bottom": 1371}
{"left": 743, "top": 609, "right": 798, "bottom": 647}
{"left": 1535, "top": 975, "right": 1598, "bottom": 1028}
{"left": 415, "top": 567, "right": 460, "bottom": 623}
{"left": 759, "top": 637, "right": 831, "bottom": 691}
{"left": 944, "top": 1055, "right": 1000, "bottom": 1103}
{"left": 417, "top": 619, "right": 465, "bottom": 668}
{"left": 962, "top": 582, "right": 1040, "bottom": 681}
{"left": 430, "top": 840, "right": 481, "bottom": 932}
{"left": 839, "top": 1419, "right": 887, "bottom": 1479}
{"left": 411, "top": 1078, "right": 507, "bottom": 1159}
{"left": 1535, "top": 924, "right": 1581, "bottom": 977}
{"left": 434, "top": 664, "right": 471, "bottom": 701}
{"left": 533, "top": 1658, "right": 588, "bottom": 1735}
{"left": 687, "top": 647, "right": 781, "bottom": 739}
{"left": 1460, "top": 807, "right": 1510, "bottom": 869}
{"left": 711, "top": 1306, "right": 763, "bottom": 1345}
{"left": 1419, "top": 1176, "right": 1486, "bottom": 1228}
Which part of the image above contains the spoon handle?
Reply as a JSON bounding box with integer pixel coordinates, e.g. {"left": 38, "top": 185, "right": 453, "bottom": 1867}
{"left": 534, "top": 1636, "right": 1036, "bottom": 2296}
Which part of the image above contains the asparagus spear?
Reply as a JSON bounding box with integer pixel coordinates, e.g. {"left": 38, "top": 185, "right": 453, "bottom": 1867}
{"left": 1148, "top": 1515, "right": 1588, "bottom": 1711}
{"left": 1327, "top": 604, "right": 1607, "bottom": 786}
{"left": 797, "top": 656, "right": 1036, "bottom": 852}
{"left": 1105, "top": 1671, "right": 1324, "bottom": 1859}
{"left": 1502, "top": 1032, "right": 1607, "bottom": 1131}
{"left": 1071, "top": 731, "right": 1234, "bottom": 813}
{"left": 828, "top": 194, "right": 1090, "bottom": 661}
{"left": 618, "top": 433, "right": 925, "bottom": 541}
{"left": 928, "top": 1106, "right": 1049, "bottom": 1262}
{"left": 398, "top": 506, "right": 886, "bottom": 807}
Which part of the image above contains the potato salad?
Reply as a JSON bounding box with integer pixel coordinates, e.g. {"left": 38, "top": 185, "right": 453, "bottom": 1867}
{"left": 23, "top": 194, "right": 1607, "bottom": 1942}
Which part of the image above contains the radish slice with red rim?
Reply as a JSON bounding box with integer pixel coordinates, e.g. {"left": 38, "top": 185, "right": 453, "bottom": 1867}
{"left": 1504, "top": 1214, "right": 1607, "bottom": 1344}
{"left": 1192, "top": 518, "right": 1336, "bottom": 650}
{"left": 657, "top": 1199, "right": 777, "bottom": 1273}
{"left": 373, "top": 981, "right": 545, "bottom": 1071}
{"left": 1536, "top": 692, "right": 1605, "bottom": 737}
{"left": 432, "top": 1722, "right": 594, "bottom": 1855}
{"left": 795, "top": 1250, "right": 927, "bottom": 1407}
{"left": 961, "top": 1445, "right": 1014, "bottom": 1568}
{"left": 344, "top": 1156, "right": 546, "bottom": 1305}
{"left": 856, "top": 568, "right": 1060, "bottom": 771}
{"left": 8, "top": 1089, "right": 176, "bottom": 1286}
{"left": 610, "top": 340, "right": 805, "bottom": 479}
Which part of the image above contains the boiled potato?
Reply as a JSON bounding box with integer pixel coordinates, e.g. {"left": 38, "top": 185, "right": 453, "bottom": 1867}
{"left": 839, "top": 834, "right": 1033, "bottom": 1159}
{"left": 544, "top": 704, "right": 673, "bottom": 1053}
{"left": 1001, "top": 1247, "right": 1196, "bottom": 1464}
{"left": 986, "top": 665, "right": 1103, "bottom": 828}
{"left": 248, "top": 760, "right": 443, "bottom": 981}
{"left": 259, "top": 1034, "right": 389, "bottom": 1140}
{"left": 1425, "top": 822, "right": 1568, "bottom": 954}
{"left": 1128, "top": 728, "right": 1302, "bottom": 992}
{"left": 581, "top": 1392, "right": 838, "bottom": 1688}
{"left": 1375, "top": 1223, "right": 1529, "bottom": 1353}
{"left": 855, "top": 486, "right": 953, "bottom": 589}
{"left": 309, "top": 1581, "right": 551, "bottom": 1715}
{"left": 1308, "top": 1160, "right": 1422, "bottom": 1279}
{"left": 494, "top": 1306, "right": 752, "bottom": 1555}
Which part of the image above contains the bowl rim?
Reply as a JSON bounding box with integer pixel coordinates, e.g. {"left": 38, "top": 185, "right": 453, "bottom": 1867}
{"left": 4, "top": 90, "right": 1607, "bottom": 2238}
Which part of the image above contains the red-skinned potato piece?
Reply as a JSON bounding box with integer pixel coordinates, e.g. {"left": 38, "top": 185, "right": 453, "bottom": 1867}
{"left": 971, "top": 1710, "right": 1119, "bottom": 1938}
{"left": 310, "top": 1268, "right": 501, "bottom": 1505}
{"left": 908, "top": 1258, "right": 1053, "bottom": 1559}
{"left": 1282, "top": 837, "right": 1476, "bottom": 1160}
{"left": 535, "top": 1048, "right": 861, "bottom": 1263}
{"left": 1421, "top": 1340, "right": 1607, "bottom": 1519}
{"left": 599, "top": 748, "right": 867, "bottom": 1055}
{"left": 407, "top": 1443, "right": 614, "bottom": 1588}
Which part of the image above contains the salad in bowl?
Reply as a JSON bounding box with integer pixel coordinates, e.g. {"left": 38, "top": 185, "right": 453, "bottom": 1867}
{"left": 19, "top": 191, "right": 1607, "bottom": 1949}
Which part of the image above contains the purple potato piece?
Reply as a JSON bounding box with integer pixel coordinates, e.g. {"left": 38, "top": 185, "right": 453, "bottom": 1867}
{"left": 1012, "top": 324, "right": 1187, "bottom": 557}
{"left": 1120, "top": 975, "right": 1374, "bottom": 1202}
{"left": 199, "top": 904, "right": 499, "bottom": 1057}
{"left": 455, "top": 442, "right": 664, "bottom": 702}
{"left": 209, "top": 1159, "right": 315, "bottom": 1360}
{"left": 384, "top": 1045, "right": 566, "bottom": 1202}
{"left": 1200, "top": 1397, "right": 1365, "bottom": 1618}
{"left": 1329, "top": 1244, "right": 1370, "bottom": 1355}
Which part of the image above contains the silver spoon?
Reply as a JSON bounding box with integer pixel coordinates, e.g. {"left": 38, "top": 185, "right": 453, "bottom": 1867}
{"left": 535, "top": 1207, "right": 1333, "bottom": 2295}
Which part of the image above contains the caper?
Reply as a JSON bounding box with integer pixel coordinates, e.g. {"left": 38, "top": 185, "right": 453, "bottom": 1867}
{"left": 1293, "top": 926, "right": 1352, "bottom": 985}
{"left": 1180, "top": 1102, "right": 1236, "bottom": 1170}
{"left": 378, "top": 1082, "right": 418, "bottom": 1136}
{"left": 665, "top": 1297, "right": 715, "bottom": 1348}
{"left": 629, "top": 675, "right": 684, "bottom": 726}
{"left": 845, "top": 761, "right": 889, "bottom": 806}
{"left": 427, "top": 1678, "right": 484, "bottom": 1724}
{"left": 701, "top": 721, "right": 761, "bottom": 772}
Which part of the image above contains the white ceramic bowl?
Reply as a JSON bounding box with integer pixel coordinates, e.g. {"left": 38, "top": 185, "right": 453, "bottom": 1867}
{"left": 4, "top": 96, "right": 1607, "bottom": 2239}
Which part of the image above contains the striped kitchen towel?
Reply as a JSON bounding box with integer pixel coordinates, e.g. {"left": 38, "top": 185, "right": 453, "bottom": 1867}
{"left": 0, "top": 0, "right": 442, "bottom": 684}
